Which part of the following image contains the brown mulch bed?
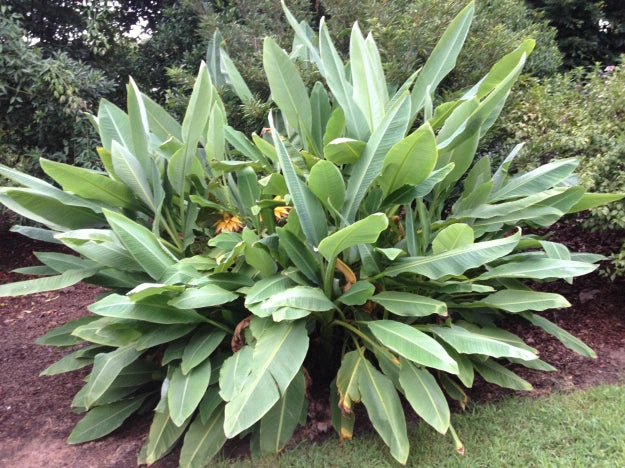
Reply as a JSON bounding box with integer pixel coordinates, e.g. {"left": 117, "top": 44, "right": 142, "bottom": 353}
{"left": 1, "top": 219, "right": 624, "bottom": 467}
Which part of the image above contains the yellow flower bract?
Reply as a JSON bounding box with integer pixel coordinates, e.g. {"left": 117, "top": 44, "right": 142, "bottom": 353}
{"left": 214, "top": 212, "right": 244, "bottom": 233}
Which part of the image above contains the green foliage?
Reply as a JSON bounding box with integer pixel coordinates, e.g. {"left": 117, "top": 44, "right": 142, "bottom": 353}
{"left": 0, "top": 7, "right": 115, "bottom": 171}
{"left": 323, "top": 0, "right": 562, "bottom": 90}
{"left": 137, "top": 0, "right": 562, "bottom": 134}
{"left": 488, "top": 59, "right": 625, "bottom": 276}
{"left": 0, "top": 4, "right": 620, "bottom": 466}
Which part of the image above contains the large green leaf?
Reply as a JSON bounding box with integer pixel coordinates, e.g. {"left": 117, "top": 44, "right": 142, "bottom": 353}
{"left": 219, "top": 347, "right": 253, "bottom": 402}
{"left": 521, "top": 312, "right": 596, "bottom": 358}
{"left": 337, "top": 281, "right": 375, "bottom": 306}
{"left": 179, "top": 407, "right": 227, "bottom": 468}
{"left": 263, "top": 37, "right": 312, "bottom": 138}
{"left": 260, "top": 370, "right": 306, "bottom": 454}
{"left": 490, "top": 158, "right": 579, "bottom": 201}
{"left": 82, "top": 345, "right": 143, "bottom": 408}
{"left": 471, "top": 358, "right": 532, "bottom": 391}
{"left": 336, "top": 350, "right": 365, "bottom": 413}
{"left": 358, "top": 357, "right": 409, "bottom": 464}
{"left": 269, "top": 113, "right": 327, "bottom": 246}
{"left": 478, "top": 258, "right": 597, "bottom": 280}
{"left": 378, "top": 123, "right": 437, "bottom": 196}
{"left": 40, "top": 346, "right": 100, "bottom": 376}
{"left": 68, "top": 395, "right": 147, "bottom": 444}
{"left": 324, "top": 138, "right": 366, "bottom": 165}
{"left": 89, "top": 293, "right": 207, "bottom": 324}
{"left": 244, "top": 275, "right": 293, "bottom": 306}
{"left": 140, "top": 409, "right": 191, "bottom": 465}
{"left": 225, "top": 127, "right": 269, "bottom": 166}
{"left": 480, "top": 290, "right": 570, "bottom": 313}
{"left": 126, "top": 77, "right": 150, "bottom": 170}
{"left": 0, "top": 163, "right": 101, "bottom": 213}
{"left": 110, "top": 141, "right": 155, "bottom": 212}
{"left": 318, "top": 19, "right": 368, "bottom": 140}
{"left": 368, "top": 320, "right": 458, "bottom": 373}
{"left": 242, "top": 228, "right": 276, "bottom": 277}
{"left": 220, "top": 46, "right": 254, "bottom": 104}
{"left": 318, "top": 213, "right": 389, "bottom": 261}
{"left": 308, "top": 160, "right": 345, "bottom": 212}
{"left": 40, "top": 159, "right": 137, "bottom": 209}
{"left": 310, "top": 82, "right": 331, "bottom": 155}
{"left": 383, "top": 230, "right": 520, "bottom": 279}
{"left": 399, "top": 359, "right": 450, "bottom": 434}
{"left": 568, "top": 192, "right": 625, "bottom": 213}
{"left": 37, "top": 317, "right": 99, "bottom": 347}
{"left": 372, "top": 291, "right": 447, "bottom": 317}
{"left": 432, "top": 223, "right": 474, "bottom": 254}
{"left": 223, "top": 320, "right": 309, "bottom": 437}
{"left": 206, "top": 105, "right": 226, "bottom": 162}
{"left": 438, "top": 41, "right": 534, "bottom": 151}
{"left": 199, "top": 386, "right": 222, "bottom": 423}
{"left": 276, "top": 228, "right": 322, "bottom": 284}
{"left": 0, "top": 188, "right": 104, "bottom": 231}
{"left": 167, "top": 145, "right": 200, "bottom": 197}
{"left": 410, "top": 1, "right": 474, "bottom": 116}
{"left": 169, "top": 359, "right": 212, "bottom": 426}
{"left": 168, "top": 285, "right": 238, "bottom": 310}
{"left": 261, "top": 286, "right": 334, "bottom": 312}
{"left": 182, "top": 61, "right": 213, "bottom": 145}
{"left": 104, "top": 210, "right": 176, "bottom": 280}
{"left": 342, "top": 94, "right": 411, "bottom": 222}
{"left": 0, "top": 267, "right": 99, "bottom": 297}
{"left": 350, "top": 22, "right": 388, "bottom": 131}
{"left": 181, "top": 330, "right": 226, "bottom": 374}
{"left": 72, "top": 317, "right": 140, "bottom": 347}
{"left": 98, "top": 99, "right": 133, "bottom": 153}
{"left": 141, "top": 92, "right": 183, "bottom": 142}
{"left": 58, "top": 237, "right": 143, "bottom": 273}
{"left": 134, "top": 324, "right": 196, "bottom": 351}
{"left": 428, "top": 323, "right": 537, "bottom": 361}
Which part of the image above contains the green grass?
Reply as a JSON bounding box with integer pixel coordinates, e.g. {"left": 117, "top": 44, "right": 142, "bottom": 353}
{"left": 215, "top": 384, "right": 625, "bottom": 467}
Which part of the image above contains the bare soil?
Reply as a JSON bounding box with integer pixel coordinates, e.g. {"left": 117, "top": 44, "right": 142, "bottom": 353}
{"left": 1, "top": 219, "right": 624, "bottom": 467}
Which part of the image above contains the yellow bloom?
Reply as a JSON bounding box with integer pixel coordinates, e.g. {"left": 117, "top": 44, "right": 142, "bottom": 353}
{"left": 214, "top": 212, "right": 244, "bottom": 233}
{"left": 273, "top": 196, "right": 291, "bottom": 221}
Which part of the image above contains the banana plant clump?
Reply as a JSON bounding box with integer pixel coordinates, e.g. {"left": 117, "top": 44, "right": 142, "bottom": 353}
{"left": 0, "top": 2, "right": 622, "bottom": 466}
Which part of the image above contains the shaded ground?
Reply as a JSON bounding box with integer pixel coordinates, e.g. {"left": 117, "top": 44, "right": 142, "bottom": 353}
{"left": 0, "top": 219, "right": 624, "bottom": 467}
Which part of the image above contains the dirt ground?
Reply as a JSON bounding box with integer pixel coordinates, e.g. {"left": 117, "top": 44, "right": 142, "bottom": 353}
{"left": 1, "top": 219, "right": 624, "bottom": 468}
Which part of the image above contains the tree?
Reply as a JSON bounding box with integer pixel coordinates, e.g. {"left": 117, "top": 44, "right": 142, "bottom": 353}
{"left": 527, "top": 0, "right": 625, "bottom": 67}
{"left": 0, "top": 7, "right": 115, "bottom": 171}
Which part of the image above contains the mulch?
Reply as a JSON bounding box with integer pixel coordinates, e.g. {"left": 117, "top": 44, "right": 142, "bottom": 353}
{"left": 0, "top": 218, "right": 624, "bottom": 467}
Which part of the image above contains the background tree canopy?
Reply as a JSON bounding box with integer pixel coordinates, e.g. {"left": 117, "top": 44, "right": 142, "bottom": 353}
{"left": 526, "top": 0, "right": 625, "bottom": 68}
{"left": 2, "top": 0, "right": 625, "bottom": 209}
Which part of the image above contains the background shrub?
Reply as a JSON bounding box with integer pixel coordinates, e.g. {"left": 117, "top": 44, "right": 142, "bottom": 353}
{"left": 485, "top": 59, "right": 625, "bottom": 275}
{"left": 323, "top": 0, "right": 562, "bottom": 90}
{"left": 0, "top": 7, "right": 115, "bottom": 171}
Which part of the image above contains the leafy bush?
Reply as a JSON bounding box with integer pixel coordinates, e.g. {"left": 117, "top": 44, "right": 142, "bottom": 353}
{"left": 526, "top": 0, "right": 625, "bottom": 68}
{"left": 488, "top": 59, "right": 625, "bottom": 276}
{"left": 0, "top": 6, "right": 115, "bottom": 171}
{"left": 0, "top": 3, "right": 621, "bottom": 466}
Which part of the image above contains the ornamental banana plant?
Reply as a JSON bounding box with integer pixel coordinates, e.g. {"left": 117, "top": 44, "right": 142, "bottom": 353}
{"left": 1, "top": 2, "right": 623, "bottom": 467}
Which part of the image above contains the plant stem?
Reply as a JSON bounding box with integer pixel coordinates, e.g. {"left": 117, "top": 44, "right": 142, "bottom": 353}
{"left": 333, "top": 320, "right": 376, "bottom": 348}
{"left": 164, "top": 207, "right": 184, "bottom": 252}
{"left": 203, "top": 317, "right": 234, "bottom": 335}
{"left": 323, "top": 257, "right": 337, "bottom": 298}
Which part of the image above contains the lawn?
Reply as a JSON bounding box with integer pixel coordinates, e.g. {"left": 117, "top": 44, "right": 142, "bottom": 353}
{"left": 216, "top": 384, "right": 625, "bottom": 467}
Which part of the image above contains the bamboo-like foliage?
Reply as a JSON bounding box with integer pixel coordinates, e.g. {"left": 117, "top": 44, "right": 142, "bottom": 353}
{"left": 0, "top": 2, "right": 622, "bottom": 466}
